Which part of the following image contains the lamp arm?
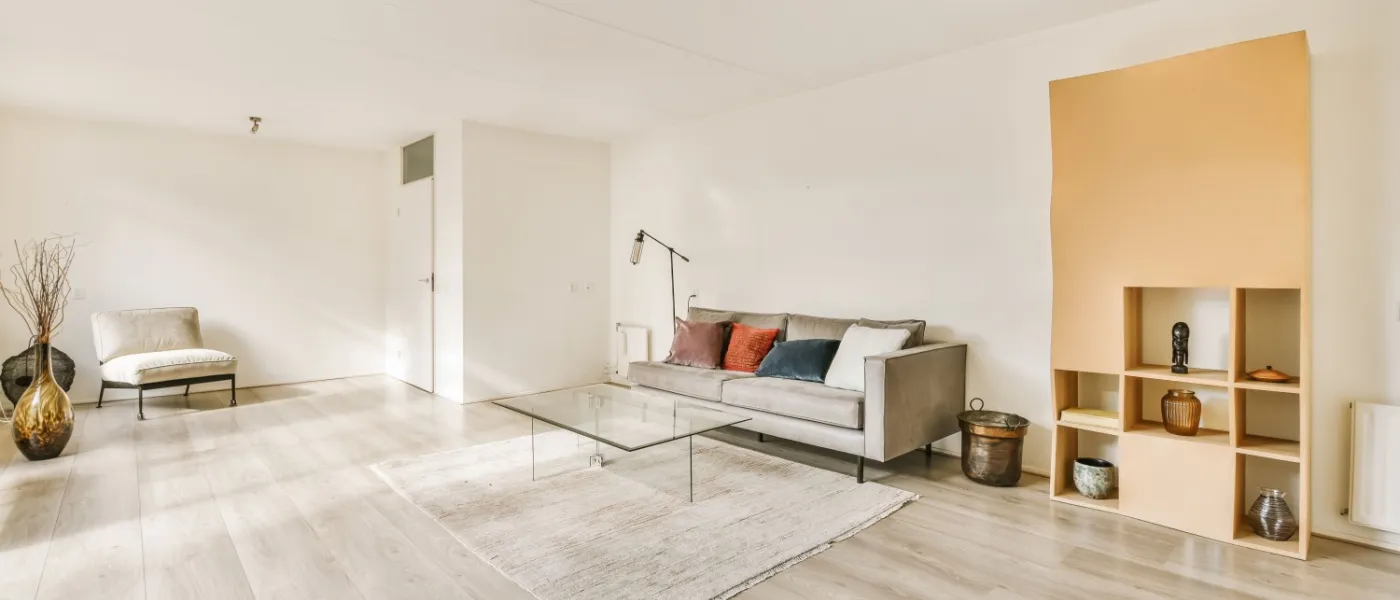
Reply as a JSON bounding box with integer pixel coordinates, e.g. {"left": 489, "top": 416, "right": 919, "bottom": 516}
{"left": 638, "top": 230, "right": 690, "bottom": 262}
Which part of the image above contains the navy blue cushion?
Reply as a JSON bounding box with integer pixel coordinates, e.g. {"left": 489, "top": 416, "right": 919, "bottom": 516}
{"left": 755, "top": 339, "right": 842, "bottom": 383}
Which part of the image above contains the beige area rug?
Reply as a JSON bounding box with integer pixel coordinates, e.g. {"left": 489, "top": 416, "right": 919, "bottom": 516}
{"left": 372, "top": 432, "right": 917, "bottom": 600}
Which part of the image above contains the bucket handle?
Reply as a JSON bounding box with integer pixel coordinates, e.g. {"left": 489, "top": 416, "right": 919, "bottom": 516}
{"left": 968, "top": 397, "right": 1020, "bottom": 429}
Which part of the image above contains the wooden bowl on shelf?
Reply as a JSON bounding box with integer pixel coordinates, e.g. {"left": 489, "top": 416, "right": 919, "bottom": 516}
{"left": 1246, "top": 366, "right": 1296, "bottom": 383}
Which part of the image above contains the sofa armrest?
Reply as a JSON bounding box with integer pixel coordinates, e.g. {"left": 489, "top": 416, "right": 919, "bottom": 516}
{"left": 862, "top": 342, "right": 967, "bottom": 461}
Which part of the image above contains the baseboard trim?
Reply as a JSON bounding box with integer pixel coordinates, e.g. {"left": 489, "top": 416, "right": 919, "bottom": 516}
{"left": 1314, "top": 529, "right": 1400, "bottom": 555}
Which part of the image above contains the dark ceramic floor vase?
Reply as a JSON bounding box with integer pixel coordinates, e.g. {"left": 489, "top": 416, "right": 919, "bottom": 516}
{"left": 11, "top": 344, "right": 74, "bottom": 461}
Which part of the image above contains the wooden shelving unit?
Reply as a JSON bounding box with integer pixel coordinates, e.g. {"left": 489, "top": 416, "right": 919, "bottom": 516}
{"left": 1048, "top": 33, "right": 1311, "bottom": 559}
{"left": 1050, "top": 287, "right": 1309, "bottom": 560}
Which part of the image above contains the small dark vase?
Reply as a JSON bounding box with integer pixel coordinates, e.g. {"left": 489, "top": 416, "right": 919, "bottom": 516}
{"left": 11, "top": 343, "right": 74, "bottom": 461}
{"left": 1247, "top": 488, "right": 1299, "bottom": 541}
{"left": 1161, "top": 389, "right": 1201, "bottom": 436}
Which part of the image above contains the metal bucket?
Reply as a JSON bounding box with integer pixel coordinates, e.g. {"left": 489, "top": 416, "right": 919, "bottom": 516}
{"left": 957, "top": 398, "right": 1030, "bottom": 487}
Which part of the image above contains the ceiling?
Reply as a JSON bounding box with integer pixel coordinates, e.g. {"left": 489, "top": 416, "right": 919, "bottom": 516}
{"left": 0, "top": 0, "right": 1153, "bottom": 149}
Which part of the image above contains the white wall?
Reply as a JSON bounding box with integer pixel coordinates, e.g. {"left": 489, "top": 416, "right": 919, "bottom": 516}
{"left": 432, "top": 126, "right": 466, "bottom": 403}
{"left": 610, "top": 0, "right": 1400, "bottom": 548}
{"left": 0, "top": 106, "right": 387, "bottom": 401}
{"left": 460, "top": 121, "right": 611, "bottom": 402}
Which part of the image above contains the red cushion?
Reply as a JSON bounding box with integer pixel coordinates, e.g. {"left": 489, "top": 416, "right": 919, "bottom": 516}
{"left": 722, "top": 323, "right": 780, "bottom": 373}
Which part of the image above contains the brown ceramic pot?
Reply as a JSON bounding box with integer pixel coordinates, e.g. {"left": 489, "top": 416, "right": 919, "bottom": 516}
{"left": 1161, "top": 389, "right": 1201, "bottom": 436}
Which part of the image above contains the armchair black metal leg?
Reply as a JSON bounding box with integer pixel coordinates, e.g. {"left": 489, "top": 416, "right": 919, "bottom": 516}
{"left": 97, "top": 383, "right": 105, "bottom": 408}
{"left": 229, "top": 376, "right": 237, "bottom": 407}
{"left": 184, "top": 384, "right": 190, "bottom": 397}
{"left": 924, "top": 443, "right": 933, "bottom": 454}
{"left": 137, "top": 387, "right": 145, "bottom": 421}
{"left": 757, "top": 433, "right": 765, "bottom": 443}
{"left": 856, "top": 456, "right": 865, "bottom": 484}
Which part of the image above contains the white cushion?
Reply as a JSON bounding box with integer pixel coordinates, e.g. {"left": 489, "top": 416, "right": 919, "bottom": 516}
{"left": 91, "top": 307, "right": 203, "bottom": 362}
{"left": 100, "top": 349, "right": 237, "bottom": 386}
{"left": 824, "top": 325, "right": 910, "bottom": 392}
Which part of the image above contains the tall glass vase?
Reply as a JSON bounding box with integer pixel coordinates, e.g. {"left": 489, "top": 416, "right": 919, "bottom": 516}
{"left": 12, "top": 342, "right": 74, "bottom": 461}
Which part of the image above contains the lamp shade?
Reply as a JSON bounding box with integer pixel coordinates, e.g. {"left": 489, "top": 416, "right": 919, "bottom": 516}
{"left": 629, "top": 232, "right": 645, "bottom": 265}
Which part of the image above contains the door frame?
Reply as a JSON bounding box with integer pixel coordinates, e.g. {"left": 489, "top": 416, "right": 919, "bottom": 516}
{"left": 390, "top": 174, "right": 435, "bottom": 393}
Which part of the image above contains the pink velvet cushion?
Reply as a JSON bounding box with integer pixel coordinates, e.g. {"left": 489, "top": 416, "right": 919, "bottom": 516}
{"left": 664, "top": 318, "right": 729, "bottom": 369}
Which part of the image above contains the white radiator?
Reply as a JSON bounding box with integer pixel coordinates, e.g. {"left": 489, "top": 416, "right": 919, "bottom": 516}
{"left": 1351, "top": 402, "right": 1400, "bottom": 533}
{"left": 614, "top": 324, "right": 649, "bottom": 378}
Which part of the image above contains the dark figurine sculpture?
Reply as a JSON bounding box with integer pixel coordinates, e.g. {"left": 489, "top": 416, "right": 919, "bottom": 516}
{"left": 1171, "top": 321, "right": 1190, "bottom": 374}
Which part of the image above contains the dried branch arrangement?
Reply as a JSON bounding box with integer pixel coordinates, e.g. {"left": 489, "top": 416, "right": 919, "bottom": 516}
{"left": 0, "top": 237, "right": 76, "bottom": 344}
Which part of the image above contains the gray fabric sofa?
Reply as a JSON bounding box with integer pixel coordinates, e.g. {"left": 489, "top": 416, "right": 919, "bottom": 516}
{"left": 628, "top": 307, "right": 968, "bottom": 482}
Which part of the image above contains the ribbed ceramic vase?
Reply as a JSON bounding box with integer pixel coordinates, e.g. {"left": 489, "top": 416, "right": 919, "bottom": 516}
{"left": 1247, "top": 488, "right": 1299, "bottom": 541}
{"left": 11, "top": 343, "right": 74, "bottom": 461}
{"left": 1161, "top": 389, "right": 1201, "bottom": 436}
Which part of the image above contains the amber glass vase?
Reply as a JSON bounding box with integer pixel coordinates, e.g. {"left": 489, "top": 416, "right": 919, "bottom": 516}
{"left": 12, "top": 343, "right": 74, "bottom": 461}
{"left": 1161, "top": 389, "right": 1201, "bottom": 436}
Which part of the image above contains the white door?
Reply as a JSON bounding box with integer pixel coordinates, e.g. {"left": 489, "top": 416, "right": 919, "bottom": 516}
{"left": 387, "top": 177, "right": 434, "bottom": 391}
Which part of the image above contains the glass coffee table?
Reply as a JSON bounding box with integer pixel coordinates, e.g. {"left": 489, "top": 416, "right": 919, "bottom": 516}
{"left": 494, "top": 385, "right": 749, "bottom": 501}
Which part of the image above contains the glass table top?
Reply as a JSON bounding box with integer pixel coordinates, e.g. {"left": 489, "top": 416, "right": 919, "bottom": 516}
{"left": 494, "top": 385, "right": 749, "bottom": 452}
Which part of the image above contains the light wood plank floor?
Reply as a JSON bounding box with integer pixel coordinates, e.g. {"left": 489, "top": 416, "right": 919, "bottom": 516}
{"left": 1, "top": 376, "right": 1396, "bottom": 599}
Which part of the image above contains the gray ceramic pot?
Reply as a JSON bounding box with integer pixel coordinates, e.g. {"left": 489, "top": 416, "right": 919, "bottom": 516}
{"left": 1073, "top": 457, "right": 1116, "bottom": 499}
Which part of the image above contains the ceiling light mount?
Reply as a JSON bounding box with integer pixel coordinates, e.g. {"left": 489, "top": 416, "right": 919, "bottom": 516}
{"left": 249, "top": 116, "right": 262, "bottom": 134}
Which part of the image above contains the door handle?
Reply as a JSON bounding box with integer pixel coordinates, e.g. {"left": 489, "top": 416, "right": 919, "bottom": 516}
{"left": 417, "top": 278, "right": 431, "bottom": 283}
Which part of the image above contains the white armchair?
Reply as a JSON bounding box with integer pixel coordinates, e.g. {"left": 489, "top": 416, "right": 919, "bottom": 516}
{"left": 91, "top": 307, "right": 238, "bottom": 420}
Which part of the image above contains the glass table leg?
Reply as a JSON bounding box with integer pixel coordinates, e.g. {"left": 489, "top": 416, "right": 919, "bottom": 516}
{"left": 531, "top": 417, "right": 596, "bottom": 480}
{"left": 598, "top": 435, "right": 694, "bottom": 502}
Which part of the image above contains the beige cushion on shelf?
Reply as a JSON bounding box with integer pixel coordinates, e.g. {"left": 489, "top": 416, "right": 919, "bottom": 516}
{"left": 91, "top": 307, "right": 204, "bottom": 362}
{"left": 787, "top": 314, "right": 858, "bottom": 342}
{"left": 627, "top": 361, "right": 754, "bottom": 402}
{"left": 99, "top": 349, "right": 237, "bottom": 386}
{"left": 721, "top": 377, "right": 864, "bottom": 429}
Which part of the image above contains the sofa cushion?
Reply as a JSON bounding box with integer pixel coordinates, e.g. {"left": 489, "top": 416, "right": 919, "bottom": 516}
{"left": 628, "top": 361, "right": 754, "bottom": 401}
{"left": 100, "top": 348, "right": 237, "bottom": 386}
{"left": 688, "top": 307, "right": 790, "bottom": 341}
{"left": 721, "top": 377, "right": 864, "bottom": 429}
{"left": 787, "top": 314, "right": 857, "bottom": 342}
{"left": 825, "top": 325, "right": 910, "bottom": 392}
{"left": 755, "top": 339, "right": 841, "bottom": 383}
{"left": 859, "top": 318, "right": 926, "bottom": 349}
{"left": 91, "top": 307, "right": 204, "bottom": 363}
{"left": 664, "top": 318, "right": 729, "bottom": 369}
{"left": 687, "top": 307, "right": 736, "bottom": 323}
{"left": 722, "top": 323, "right": 779, "bottom": 373}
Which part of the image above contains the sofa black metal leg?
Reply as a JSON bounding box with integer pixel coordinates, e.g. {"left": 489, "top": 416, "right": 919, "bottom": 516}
{"left": 97, "top": 383, "right": 105, "bottom": 408}
{"left": 924, "top": 443, "right": 933, "bottom": 454}
{"left": 229, "top": 376, "right": 237, "bottom": 407}
{"left": 137, "top": 387, "right": 145, "bottom": 421}
{"left": 856, "top": 456, "right": 865, "bottom": 484}
{"left": 184, "top": 384, "right": 191, "bottom": 397}
{"left": 757, "top": 433, "right": 765, "bottom": 443}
